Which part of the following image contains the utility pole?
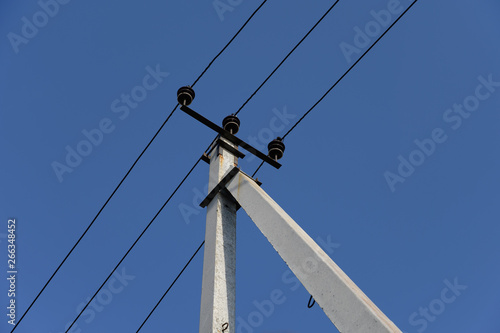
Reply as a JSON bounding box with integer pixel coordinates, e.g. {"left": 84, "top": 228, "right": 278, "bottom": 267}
{"left": 199, "top": 137, "right": 238, "bottom": 333}
{"left": 176, "top": 85, "right": 402, "bottom": 333}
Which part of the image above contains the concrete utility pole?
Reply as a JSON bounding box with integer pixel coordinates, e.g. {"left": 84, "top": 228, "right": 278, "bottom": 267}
{"left": 199, "top": 139, "right": 238, "bottom": 333}
{"left": 176, "top": 85, "right": 401, "bottom": 333}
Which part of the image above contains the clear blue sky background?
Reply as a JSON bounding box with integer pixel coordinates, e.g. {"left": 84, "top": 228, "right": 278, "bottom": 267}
{"left": 1, "top": 0, "right": 500, "bottom": 332}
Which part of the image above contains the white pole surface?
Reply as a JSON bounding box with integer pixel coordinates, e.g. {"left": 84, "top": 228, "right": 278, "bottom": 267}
{"left": 199, "top": 139, "right": 238, "bottom": 333}
{"left": 226, "top": 171, "right": 402, "bottom": 333}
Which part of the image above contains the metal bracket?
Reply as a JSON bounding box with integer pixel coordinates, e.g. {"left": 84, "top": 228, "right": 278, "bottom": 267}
{"left": 200, "top": 167, "right": 240, "bottom": 208}
{"left": 218, "top": 139, "right": 245, "bottom": 159}
{"left": 201, "top": 153, "right": 210, "bottom": 164}
{"left": 200, "top": 167, "right": 263, "bottom": 208}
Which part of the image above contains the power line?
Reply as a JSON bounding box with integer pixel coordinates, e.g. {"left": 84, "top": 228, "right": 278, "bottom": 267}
{"left": 136, "top": 241, "right": 205, "bottom": 332}
{"left": 64, "top": 158, "right": 202, "bottom": 333}
{"left": 10, "top": 109, "right": 179, "bottom": 333}
{"left": 251, "top": 161, "right": 265, "bottom": 177}
{"left": 234, "top": 0, "right": 341, "bottom": 116}
{"left": 204, "top": 0, "right": 341, "bottom": 155}
{"left": 192, "top": 1, "right": 268, "bottom": 87}
{"left": 254, "top": 0, "right": 419, "bottom": 176}
{"left": 10, "top": 2, "right": 268, "bottom": 331}
{"left": 282, "top": 1, "right": 419, "bottom": 140}
{"left": 252, "top": 0, "right": 419, "bottom": 312}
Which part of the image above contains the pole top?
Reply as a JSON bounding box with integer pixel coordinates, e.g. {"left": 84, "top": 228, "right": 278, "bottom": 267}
{"left": 177, "top": 85, "right": 283, "bottom": 169}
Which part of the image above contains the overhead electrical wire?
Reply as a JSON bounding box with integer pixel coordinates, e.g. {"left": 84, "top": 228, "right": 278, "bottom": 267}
{"left": 64, "top": 158, "right": 202, "bottom": 332}
{"left": 233, "top": 0, "right": 341, "bottom": 116}
{"left": 135, "top": 241, "right": 205, "bottom": 332}
{"left": 205, "top": 0, "right": 341, "bottom": 154}
{"left": 10, "top": 2, "right": 269, "bottom": 332}
{"left": 253, "top": 0, "right": 421, "bottom": 314}
{"left": 191, "top": 1, "right": 269, "bottom": 87}
{"left": 253, "top": 0, "right": 420, "bottom": 177}
{"left": 282, "top": 0, "right": 419, "bottom": 139}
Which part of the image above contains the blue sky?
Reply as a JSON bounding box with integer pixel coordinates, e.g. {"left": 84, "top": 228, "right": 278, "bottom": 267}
{"left": 1, "top": 0, "right": 500, "bottom": 332}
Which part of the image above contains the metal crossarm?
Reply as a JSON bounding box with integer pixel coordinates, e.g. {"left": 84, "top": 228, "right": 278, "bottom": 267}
{"left": 180, "top": 105, "right": 281, "bottom": 169}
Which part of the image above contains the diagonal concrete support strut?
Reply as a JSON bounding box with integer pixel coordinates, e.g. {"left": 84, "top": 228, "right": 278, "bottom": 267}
{"left": 225, "top": 171, "right": 402, "bottom": 333}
